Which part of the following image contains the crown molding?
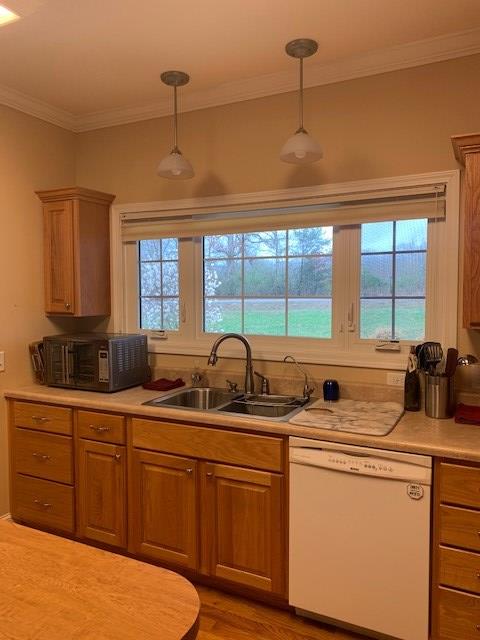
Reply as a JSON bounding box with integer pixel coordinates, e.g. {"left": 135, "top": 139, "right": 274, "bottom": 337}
{"left": 2, "top": 27, "right": 480, "bottom": 132}
{"left": 0, "top": 83, "right": 75, "bottom": 130}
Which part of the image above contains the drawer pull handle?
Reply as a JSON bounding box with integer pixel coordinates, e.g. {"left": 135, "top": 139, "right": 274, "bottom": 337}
{"left": 31, "top": 416, "right": 49, "bottom": 422}
{"left": 33, "top": 499, "right": 52, "bottom": 509}
{"left": 89, "top": 425, "right": 111, "bottom": 433}
{"left": 185, "top": 468, "right": 193, "bottom": 474}
{"left": 32, "top": 452, "right": 51, "bottom": 461}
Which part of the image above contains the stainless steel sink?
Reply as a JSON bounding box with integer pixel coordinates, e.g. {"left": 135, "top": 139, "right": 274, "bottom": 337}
{"left": 144, "top": 387, "right": 242, "bottom": 410}
{"left": 143, "top": 387, "right": 312, "bottom": 421}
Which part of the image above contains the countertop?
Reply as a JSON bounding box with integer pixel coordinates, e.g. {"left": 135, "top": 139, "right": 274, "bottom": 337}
{"left": 4, "top": 384, "right": 480, "bottom": 463}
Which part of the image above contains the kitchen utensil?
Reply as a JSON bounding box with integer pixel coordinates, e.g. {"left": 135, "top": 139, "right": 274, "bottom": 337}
{"left": 423, "top": 342, "right": 443, "bottom": 375}
{"left": 425, "top": 373, "right": 455, "bottom": 419}
{"left": 444, "top": 348, "right": 459, "bottom": 378}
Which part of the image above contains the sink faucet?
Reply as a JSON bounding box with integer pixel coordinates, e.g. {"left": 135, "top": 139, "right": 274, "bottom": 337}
{"left": 207, "top": 333, "right": 255, "bottom": 394}
{"left": 283, "top": 355, "right": 314, "bottom": 400}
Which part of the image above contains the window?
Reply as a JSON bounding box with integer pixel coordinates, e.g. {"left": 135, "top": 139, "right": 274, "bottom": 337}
{"left": 117, "top": 171, "right": 459, "bottom": 369}
{"left": 203, "top": 227, "right": 333, "bottom": 338}
{"left": 138, "top": 238, "right": 179, "bottom": 330}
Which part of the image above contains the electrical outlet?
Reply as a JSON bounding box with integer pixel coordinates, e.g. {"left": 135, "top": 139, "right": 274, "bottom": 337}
{"left": 387, "top": 372, "right": 404, "bottom": 387}
{"left": 0, "top": 351, "right": 4, "bottom": 372}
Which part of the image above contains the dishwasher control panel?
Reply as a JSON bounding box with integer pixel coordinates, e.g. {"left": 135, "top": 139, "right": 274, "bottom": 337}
{"left": 290, "top": 446, "right": 432, "bottom": 483}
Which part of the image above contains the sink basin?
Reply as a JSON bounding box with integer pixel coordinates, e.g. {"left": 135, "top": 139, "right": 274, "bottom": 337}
{"left": 218, "top": 398, "right": 307, "bottom": 419}
{"left": 144, "top": 387, "right": 242, "bottom": 410}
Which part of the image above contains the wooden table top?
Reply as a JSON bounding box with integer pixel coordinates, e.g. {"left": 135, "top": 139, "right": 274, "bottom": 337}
{"left": 0, "top": 520, "right": 199, "bottom": 640}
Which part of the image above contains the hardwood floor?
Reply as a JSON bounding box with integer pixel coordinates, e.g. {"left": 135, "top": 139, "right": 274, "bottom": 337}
{"left": 196, "top": 585, "right": 370, "bottom": 640}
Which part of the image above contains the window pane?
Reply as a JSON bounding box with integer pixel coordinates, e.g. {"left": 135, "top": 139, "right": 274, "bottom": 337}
{"left": 244, "top": 299, "right": 285, "bottom": 335}
{"left": 396, "top": 219, "right": 427, "bottom": 251}
{"left": 288, "top": 257, "right": 332, "bottom": 296}
{"left": 162, "top": 262, "right": 178, "bottom": 296}
{"left": 163, "top": 299, "right": 179, "bottom": 330}
{"left": 140, "top": 262, "right": 161, "bottom": 296}
{"left": 204, "top": 260, "right": 241, "bottom": 296}
{"left": 139, "top": 238, "right": 179, "bottom": 331}
{"left": 361, "top": 221, "right": 393, "bottom": 253}
{"left": 360, "top": 299, "right": 393, "bottom": 339}
{"left": 288, "top": 299, "right": 332, "bottom": 338}
{"left": 140, "top": 298, "right": 162, "bottom": 330}
{"left": 204, "top": 299, "right": 242, "bottom": 333}
{"left": 395, "top": 253, "right": 426, "bottom": 296}
{"left": 244, "top": 258, "right": 285, "bottom": 296}
{"left": 140, "top": 239, "right": 161, "bottom": 261}
{"left": 395, "top": 299, "right": 425, "bottom": 340}
{"left": 361, "top": 254, "right": 392, "bottom": 297}
{"left": 288, "top": 227, "right": 333, "bottom": 255}
{"left": 204, "top": 234, "right": 242, "bottom": 259}
{"left": 162, "top": 238, "right": 178, "bottom": 260}
{"left": 244, "top": 231, "right": 286, "bottom": 257}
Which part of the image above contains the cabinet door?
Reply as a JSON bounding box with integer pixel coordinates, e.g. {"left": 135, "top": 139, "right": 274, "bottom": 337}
{"left": 201, "top": 462, "right": 285, "bottom": 595}
{"left": 129, "top": 449, "right": 198, "bottom": 570}
{"left": 77, "top": 440, "right": 126, "bottom": 548}
{"left": 43, "top": 200, "right": 75, "bottom": 314}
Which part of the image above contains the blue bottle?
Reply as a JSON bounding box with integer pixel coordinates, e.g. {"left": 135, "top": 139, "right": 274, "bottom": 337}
{"left": 323, "top": 379, "right": 339, "bottom": 402}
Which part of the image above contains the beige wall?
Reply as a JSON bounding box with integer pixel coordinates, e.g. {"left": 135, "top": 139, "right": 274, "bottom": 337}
{"left": 2, "top": 53, "right": 480, "bottom": 513}
{"left": 76, "top": 53, "right": 480, "bottom": 374}
{"left": 0, "top": 106, "right": 97, "bottom": 515}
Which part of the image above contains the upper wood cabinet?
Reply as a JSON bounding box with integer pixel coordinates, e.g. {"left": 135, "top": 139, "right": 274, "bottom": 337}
{"left": 36, "top": 187, "right": 115, "bottom": 317}
{"left": 452, "top": 134, "right": 480, "bottom": 328}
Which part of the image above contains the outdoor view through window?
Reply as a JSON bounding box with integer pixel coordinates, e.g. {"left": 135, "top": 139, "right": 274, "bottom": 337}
{"left": 138, "top": 218, "right": 427, "bottom": 342}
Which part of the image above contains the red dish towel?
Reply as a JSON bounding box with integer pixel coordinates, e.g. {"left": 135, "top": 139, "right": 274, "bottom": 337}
{"left": 455, "top": 403, "right": 480, "bottom": 425}
{"left": 143, "top": 378, "right": 185, "bottom": 391}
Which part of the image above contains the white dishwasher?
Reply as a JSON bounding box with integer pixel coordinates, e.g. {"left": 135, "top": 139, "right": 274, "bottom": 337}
{"left": 289, "top": 437, "right": 432, "bottom": 640}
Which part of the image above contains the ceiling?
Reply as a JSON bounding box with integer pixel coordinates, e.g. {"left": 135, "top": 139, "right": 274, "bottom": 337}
{"left": 1, "top": 0, "right": 480, "bottom": 131}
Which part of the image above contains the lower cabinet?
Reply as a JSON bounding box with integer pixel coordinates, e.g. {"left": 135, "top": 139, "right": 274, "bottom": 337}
{"left": 129, "top": 449, "right": 198, "bottom": 569}
{"left": 77, "top": 439, "right": 126, "bottom": 548}
{"left": 129, "top": 447, "right": 285, "bottom": 596}
{"left": 200, "top": 462, "right": 284, "bottom": 594}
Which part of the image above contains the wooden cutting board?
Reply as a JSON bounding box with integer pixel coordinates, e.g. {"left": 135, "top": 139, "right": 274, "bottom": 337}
{"left": 0, "top": 519, "right": 199, "bottom": 640}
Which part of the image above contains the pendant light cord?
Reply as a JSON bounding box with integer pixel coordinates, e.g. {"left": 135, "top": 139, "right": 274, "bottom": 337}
{"left": 298, "top": 57, "right": 304, "bottom": 132}
{"left": 173, "top": 84, "right": 179, "bottom": 152}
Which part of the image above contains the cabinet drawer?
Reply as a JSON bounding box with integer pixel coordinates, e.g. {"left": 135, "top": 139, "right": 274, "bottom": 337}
{"left": 13, "top": 475, "right": 74, "bottom": 533}
{"left": 13, "top": 401, "right": 72, "bottom": 435}
{"left": 439, "top": 462, "right": 480, "bottom": 508}
{"left": 437, "top": 587, "right": 480, "bottom": 640}
{"left": 14, "top": 428, "right": 72, "bottom": 484}
{"left": 439, "top": 547, "right": 480, "bottom": 594}
{"left": 77, "top": 410, "right": 126, "bottom": 444}
{"left": 131, "top": 418, "right": 284, "bottom": 472}
{"left": 440, "top": 505, "right": 480, "bottom": 552}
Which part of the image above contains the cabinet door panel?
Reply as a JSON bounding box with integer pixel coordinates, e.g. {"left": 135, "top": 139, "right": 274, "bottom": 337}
{"left": 129, "top": 449, "right": 198, "bottom": 570}
{"left": 201, "top": 463, "right": 285, "bottom": 595}
{"left": 77, "top": 440, "right": 126, "bottom": 548}
{"left": 43, "top": 201, "right": 75, "bottom": 314}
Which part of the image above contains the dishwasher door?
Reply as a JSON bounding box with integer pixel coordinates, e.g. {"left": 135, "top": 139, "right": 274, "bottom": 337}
{"left": 289, "top": 437, "right": 432, "bottom": 640}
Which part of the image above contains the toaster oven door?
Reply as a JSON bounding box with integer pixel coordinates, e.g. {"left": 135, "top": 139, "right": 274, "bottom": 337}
{"left": 71, "top": 341, "right": 99, "bottom": 388}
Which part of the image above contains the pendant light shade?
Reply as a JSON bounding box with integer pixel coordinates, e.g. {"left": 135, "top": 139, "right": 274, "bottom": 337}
{"left": 157, "top": 70, "right": 194, "bottom": 180}
{"left": 280, "top": 38, "right": 323, "bottom": 165}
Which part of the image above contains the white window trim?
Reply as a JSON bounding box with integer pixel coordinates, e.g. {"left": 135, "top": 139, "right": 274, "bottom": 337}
{"left": 111, "top": 170, "right": 459, "bottom": 371}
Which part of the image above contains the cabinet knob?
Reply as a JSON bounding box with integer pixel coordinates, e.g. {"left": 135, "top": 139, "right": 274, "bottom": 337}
{"left": 89, "top": 425, "right": 111, "bottom": 433}
{"left": 33, "top": 499, "right": 52, "bottom": 509}
{"left": 114, "top": 453, "right": 121, "bottom": 461}
{"left": 65, "top": 302, "right": 71, "bottom": 310}
{"left": 206, "top": 471, "right": 214, "bottom": 478}
{"left": 185, "top": 468, "right": 193, "bottom": 474}
{"left": 32, "top": 452, "right": 51, "bottom": 461}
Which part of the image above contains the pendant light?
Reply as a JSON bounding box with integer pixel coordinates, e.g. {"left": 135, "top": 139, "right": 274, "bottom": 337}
{"left": 157, "top": 70, "right": 194, "bottom": 180}
{"left": 280, "top": 38, "right": 323, "bottom": 164}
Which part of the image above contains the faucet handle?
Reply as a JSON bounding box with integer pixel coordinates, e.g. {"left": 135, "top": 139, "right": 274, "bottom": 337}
{"left": 226, "top": 379, "right": 238, "bottom": 393}
{"left": 191, "top": 371, "right": 203, "bottom": 387}
{"left": 254, "top": 371, "right": 270, "bottom": 395}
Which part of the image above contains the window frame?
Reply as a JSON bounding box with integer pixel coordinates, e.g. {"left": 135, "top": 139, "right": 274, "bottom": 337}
{"left": 112, "top": 170, "right": 459, "bottom": 370}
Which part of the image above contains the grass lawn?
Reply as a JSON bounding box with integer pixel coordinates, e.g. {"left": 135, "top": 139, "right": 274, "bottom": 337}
{"left": 205, "top": 299, "right": 425, "bottom": 340}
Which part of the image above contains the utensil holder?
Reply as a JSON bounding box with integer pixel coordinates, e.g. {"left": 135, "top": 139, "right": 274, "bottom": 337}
{"left": 424, "top": 374, "right": 455, "bottom": 419}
